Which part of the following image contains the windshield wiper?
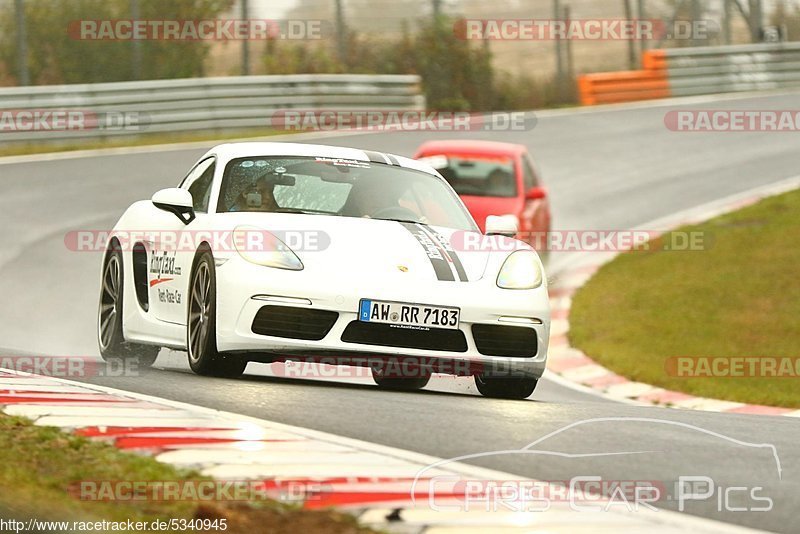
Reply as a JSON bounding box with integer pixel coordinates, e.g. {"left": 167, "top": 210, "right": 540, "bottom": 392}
{"left": 273, "top": 208, "right": 331, "bottom": 215}
{"left": 373, "top": 217, "right": 427, "bottom": 226}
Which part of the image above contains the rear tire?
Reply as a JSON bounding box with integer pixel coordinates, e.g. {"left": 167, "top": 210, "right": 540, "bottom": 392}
{"left": 371, "top": 362, "right": 430, "bottom": 391}
{"left": 474, "top": 374, "right": 537, "bottom": 399}
{"left": 98, "top": 248, "right": 159, "bottom": 368}
{"left": 187, "top": 251, "right": 247, "bottom": 378}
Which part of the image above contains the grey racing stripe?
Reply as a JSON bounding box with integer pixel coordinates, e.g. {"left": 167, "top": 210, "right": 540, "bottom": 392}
{"left": 362, "top": 150, "right": 392, "bottom": 165}
{"left": 399, "top": 222, "right": 455, "bottom": 281}
{"left": 416, "top": 225, "right": 469, "bottom": 282}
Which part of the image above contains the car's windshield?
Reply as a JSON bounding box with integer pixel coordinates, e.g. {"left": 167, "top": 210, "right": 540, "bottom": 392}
{"left": 218, "top": 156, "right": 477, "bottom": 231}
{"left": 419, "top": 153, "right": 518, "bottom": 198}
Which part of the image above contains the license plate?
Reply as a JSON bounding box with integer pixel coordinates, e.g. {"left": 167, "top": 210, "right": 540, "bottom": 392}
{"left": 359, "top": 299, "right": 460, "bottom": 330}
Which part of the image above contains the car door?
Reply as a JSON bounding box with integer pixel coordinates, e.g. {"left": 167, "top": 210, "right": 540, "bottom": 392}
{"left": 149, "top": 157, "right": 216, "bottom": 325}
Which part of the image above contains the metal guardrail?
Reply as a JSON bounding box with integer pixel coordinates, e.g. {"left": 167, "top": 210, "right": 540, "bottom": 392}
{"left": 0, "top": 74, "right": 425, "bottom": 143}
{"left": 659, "top": 42, "right": 800, "bottom": 97}
{"left": 579, "top": 42, "right": 800, "bottom": 105}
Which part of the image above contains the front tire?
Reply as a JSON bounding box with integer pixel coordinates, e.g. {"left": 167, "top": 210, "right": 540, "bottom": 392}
{"left": 98, "top": 247, "right": 159, "bottom": 368}
{"left": 187, "top": 251, "right": 247, "bottom": 378}
{"left": 474, "top": 374, "right": 538, "bottom": 399}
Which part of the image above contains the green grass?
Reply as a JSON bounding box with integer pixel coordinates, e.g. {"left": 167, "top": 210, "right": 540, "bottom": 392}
{"left": 568, "top": 188, "right": 800, "bottom": 408}
{"left": 0, "top": 128, "right": 298, "bottom": 158}
{"left": 0, "top": 415, "right": 375, "bottom": 533}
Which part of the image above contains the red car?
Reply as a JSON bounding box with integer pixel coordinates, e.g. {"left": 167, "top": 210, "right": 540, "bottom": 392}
{"left": 414, "top": 140, "right": 551, "bottom": 256}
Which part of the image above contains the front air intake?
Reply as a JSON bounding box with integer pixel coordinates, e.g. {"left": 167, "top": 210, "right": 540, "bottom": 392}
{"left": 472, "top": 324, "right": 538, "bottom": 358}
{"left": 251, "top": 306, "right": 338, "bottom": 341}
{"left": 341, "top": 321, "right": 468, "bottom": 352}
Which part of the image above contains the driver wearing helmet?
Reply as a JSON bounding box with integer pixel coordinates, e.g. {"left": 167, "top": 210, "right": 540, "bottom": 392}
{"left": 231, "top": 176, "right": 278, "bottom": 212}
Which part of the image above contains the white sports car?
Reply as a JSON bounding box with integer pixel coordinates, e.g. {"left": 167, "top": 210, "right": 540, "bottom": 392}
{"left": 98, "top": 142, "right": 550, "bottom": 399}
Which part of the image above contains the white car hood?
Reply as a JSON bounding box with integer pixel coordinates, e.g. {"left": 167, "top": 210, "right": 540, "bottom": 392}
{"left": 217, "top": 213, "right": 492, "bottom": 283}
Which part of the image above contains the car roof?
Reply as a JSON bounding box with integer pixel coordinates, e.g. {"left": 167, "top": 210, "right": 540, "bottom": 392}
{"left": 203, "top": 142, "right": 437, "bottom": 175}
{"left": 415, "top": 140, "right": 528, "bottom": 156}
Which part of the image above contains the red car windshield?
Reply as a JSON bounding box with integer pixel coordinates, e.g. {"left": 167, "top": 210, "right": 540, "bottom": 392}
{"left": 420, "top": 153, "right": 518, "bottom": 198}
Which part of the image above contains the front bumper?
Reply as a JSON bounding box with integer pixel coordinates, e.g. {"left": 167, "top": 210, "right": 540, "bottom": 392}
{"left": 214, "top": 258, "right": 550, "bottom": 378}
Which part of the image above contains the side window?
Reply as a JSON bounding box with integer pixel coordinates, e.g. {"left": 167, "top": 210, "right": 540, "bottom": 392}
{"left": 182, "top": 158, "right": 216, "bottom": 213}
{"left": 522, "top": 156, "right": 540, "bottom": 190}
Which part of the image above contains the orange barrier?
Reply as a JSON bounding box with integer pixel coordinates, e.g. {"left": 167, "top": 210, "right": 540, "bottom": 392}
{"left": 641, "top": 49, "right": 667, "bottom": 70}
{"left": 578, "top": 50, "right": 670, "bottom": 105}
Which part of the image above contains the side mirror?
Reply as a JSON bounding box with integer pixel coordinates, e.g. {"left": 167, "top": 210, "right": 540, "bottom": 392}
{"left": 152, "top": 188, "right": 195, "bottom": 224}
{"left": 485, "top": 214, "right": 518, "bottom": 237}
{"left": 525, "top": 187, "right": 547, "bottom": 201}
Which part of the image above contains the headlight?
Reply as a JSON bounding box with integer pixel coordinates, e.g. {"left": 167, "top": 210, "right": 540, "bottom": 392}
{"left": 233, "top": 225, "right": 303, "bottom": 271}
{"left": 496, "top": 250, "right": 543, "bottom": 289}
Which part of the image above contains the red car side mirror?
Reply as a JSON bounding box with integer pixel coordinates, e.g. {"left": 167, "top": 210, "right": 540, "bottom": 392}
{"left": 525, "top": 187, "right": 547, "bottom": 200}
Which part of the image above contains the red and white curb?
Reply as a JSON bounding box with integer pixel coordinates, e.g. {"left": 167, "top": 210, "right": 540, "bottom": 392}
{"left": 0, "top": 368, "right": 757, "bottom": 533}
{"left": 546, "top": 175, "right": 800, "bottom": 417}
